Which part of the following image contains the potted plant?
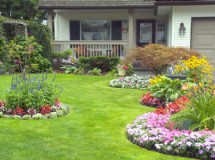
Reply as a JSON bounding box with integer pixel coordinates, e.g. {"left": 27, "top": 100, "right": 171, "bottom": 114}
{"left": 117, "top": 63, "right": 128, "bottom": 76}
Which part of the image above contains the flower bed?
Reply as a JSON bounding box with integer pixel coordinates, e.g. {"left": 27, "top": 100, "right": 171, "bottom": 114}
{"left": 0, "top": 100, "right": 70, "bottom": 120}
{"left": 109, "top": 75, "right": 150, "bottom": 89}
{"left": 127, "top": 112, "right": 215, "bottom": 160}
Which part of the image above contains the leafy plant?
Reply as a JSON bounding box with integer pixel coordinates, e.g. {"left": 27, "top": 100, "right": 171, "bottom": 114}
{"left": 61, "top": 65, "right": 77, "bottom": 74}
{"left": 170, "top": 89, "right": 215, "bottom": 130}
{"left": 148, "top": 76, "right": 187, "bottom": 102}
{"left": 88, "top": 67, "right": 102, "bottom": 75}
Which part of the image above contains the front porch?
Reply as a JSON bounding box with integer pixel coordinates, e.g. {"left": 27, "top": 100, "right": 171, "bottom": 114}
{"left": 52, "top": 41, "right": 129, "bottom": 58}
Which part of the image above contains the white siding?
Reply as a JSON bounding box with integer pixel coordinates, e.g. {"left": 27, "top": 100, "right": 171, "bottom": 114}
{"left": 167, "top": 8, "right": 172, "bottom": 47}
{"left": 54, "top": 9, "right": 165, "bottom": 47}
{"left": 171, "top": 5, "right": 215, "bottom": 48}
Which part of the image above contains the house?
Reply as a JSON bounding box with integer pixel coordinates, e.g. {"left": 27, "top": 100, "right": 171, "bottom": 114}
{"left": 38, "top": 0, "right": 215, "bottom": 66}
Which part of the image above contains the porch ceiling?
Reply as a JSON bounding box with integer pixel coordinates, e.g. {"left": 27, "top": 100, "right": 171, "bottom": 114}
{"left": 38, "top": 0, "right": 155, "bottom": 9}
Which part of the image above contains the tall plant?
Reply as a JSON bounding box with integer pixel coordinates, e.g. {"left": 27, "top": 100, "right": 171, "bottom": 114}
{"left": 170, "top": 88, "right": 215, "bottom": 130}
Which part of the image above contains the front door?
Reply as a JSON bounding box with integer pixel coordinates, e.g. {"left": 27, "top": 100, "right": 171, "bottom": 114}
{"left": 136, "top": 20, "right": 155, "bottom": 47}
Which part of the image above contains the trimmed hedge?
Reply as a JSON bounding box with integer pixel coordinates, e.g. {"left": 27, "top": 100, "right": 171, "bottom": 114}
{"left": 78, "top": 56, "right": 120, "bottom": 72}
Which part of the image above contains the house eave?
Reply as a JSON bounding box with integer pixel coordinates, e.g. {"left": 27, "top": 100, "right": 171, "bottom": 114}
{"left": 38, "top": 5, "right": 154, "bottom": 10}
{"left": 154, "top": 1, "right": 215, "bottom": 16}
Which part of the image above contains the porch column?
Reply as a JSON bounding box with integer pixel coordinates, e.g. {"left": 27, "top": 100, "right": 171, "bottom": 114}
{"left": 47, "top": 10, "right": 53, "bottom": 36}
{"left": 128, "top": 9, "right": 134, "bottom": 50}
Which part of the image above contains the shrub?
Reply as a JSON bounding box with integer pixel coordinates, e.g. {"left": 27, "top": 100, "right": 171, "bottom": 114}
{"left": 7, "top": 36, "right": 52, "bottom": 73}
{"left": 28, "top": 22, "right": 52, "bottom": 58}
{"left": 78, "top": 56, "right": 119, "bottom": 72}
{"left": 124, "top": 44, "right": 200, "bottom": 75}
{"left": 6, "top": 73, "right": 62, "bottom": 111}
{"left": 110, "top": 75, "right": 150, "bottom": 89}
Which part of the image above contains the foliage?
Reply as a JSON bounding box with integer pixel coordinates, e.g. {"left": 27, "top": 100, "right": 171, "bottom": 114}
{"left": 174, "top": 56, "right": 213, "bottom": 83}
{"left": 0, "top": 0, "right": 45, "bottom": 22}
{"left": 124, "top": 44, "right": 200, "bottom": 75}
{"left": 148, "top": 76, "right": 189, "bottom": 102}
{"left": 88, "top": 67, "right": 102, "bottom": 75}
{"left": 170, "top": 88, "right": 215, "bottom": 131}
{"left": 61, "top": 65, "right": 77, "bottom": 74}
{"left": 110, "top": 75, "right": 150, "bottom": 89}
{"left": 127, "top": 112, "right": 215, "bottom": 160}
{"left": 28, "top": 22, "right": 52, "bottom": 57}
{"left": 7, "top": 36, "right": 52, "bottom": 73}
{"left": 126, "top": 64, "right": 134, "bottom": 76}
{"left": 78, "top": 56, "right": 120, "bottom": 72}
{"left": 6, "top": 73, "right": 62, "bottom": 111}
{"left": 140, "top": 92, "right": 164, "bottom": 107}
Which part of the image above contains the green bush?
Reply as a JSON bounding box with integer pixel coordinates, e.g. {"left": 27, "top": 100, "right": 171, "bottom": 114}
{"left": 28, "top": 22, "right": 52, "bottom": 58}
{"left": 6, "top": 73, "right": 62, "bottom": 111}
{"left": 78, "top": 56, "right": 119, "bottom": 72}
{"left": 7, "top": 36, "right": 52, "bottom": 73}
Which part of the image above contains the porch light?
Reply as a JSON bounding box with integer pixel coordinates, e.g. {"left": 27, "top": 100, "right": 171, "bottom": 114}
{"left": 179, "top": 22, "right": 186, "bottom": 36}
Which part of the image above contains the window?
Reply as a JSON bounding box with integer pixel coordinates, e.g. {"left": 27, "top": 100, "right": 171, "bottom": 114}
{"left": 156, "top": 20, "right": 167, "bottom": 44}
{"left": 70, "top": 20, "right": 127, "bottom": 41}
{"left": 81, "top": 20, "right": 110, "bottom": 40}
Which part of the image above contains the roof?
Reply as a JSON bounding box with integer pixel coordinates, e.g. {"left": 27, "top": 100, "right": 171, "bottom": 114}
{"left": 38, "top": 0, "right": 155, "bottom": 9}
{"left": 38, "top": 0, "right": 215, "bottom": 10}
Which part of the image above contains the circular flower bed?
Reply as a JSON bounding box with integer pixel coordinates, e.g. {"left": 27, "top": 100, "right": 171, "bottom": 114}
{"left": 0, "top": 100, "right": 70, "bottom": 120}
{"left": 127, "top": 112, "right": 215, "bottom": 160}
{"left": 109, "top": 75, "right": 150, "bottom": 89}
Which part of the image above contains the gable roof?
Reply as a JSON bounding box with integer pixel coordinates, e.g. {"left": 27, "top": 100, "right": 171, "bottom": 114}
{"left": 38, "top": 0, "right": 155, "bottom": 9}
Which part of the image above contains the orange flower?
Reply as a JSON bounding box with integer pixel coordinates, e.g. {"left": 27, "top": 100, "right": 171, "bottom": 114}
{"left": 181, "top": 83, "right": 189, "bottom": 90}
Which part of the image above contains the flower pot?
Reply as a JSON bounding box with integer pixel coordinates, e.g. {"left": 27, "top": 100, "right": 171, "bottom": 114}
{"left": 118, "top": 68, "right": 126, "bottom": 76}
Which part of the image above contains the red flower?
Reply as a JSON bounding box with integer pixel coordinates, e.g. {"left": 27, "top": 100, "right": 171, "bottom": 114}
{"left": 40, "top": 105, "right": 51, "bottom": 115}
{"left": 0, "top": 101, "right": 5, "bottom": 107}
{"left": 13, "top": 106, "right": 26, "bottom": 116}
{"left": 154, "top": 96, "right": 190, "bottom": 115}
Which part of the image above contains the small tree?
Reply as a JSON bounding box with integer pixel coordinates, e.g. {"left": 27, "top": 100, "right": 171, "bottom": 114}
{"left": 124, "top": 44, "right": 200, "bottom": 75}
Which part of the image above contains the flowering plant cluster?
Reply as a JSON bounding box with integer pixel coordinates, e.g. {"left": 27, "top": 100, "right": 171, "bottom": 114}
{"left": 154, "top": 96, "right": 190, "bottom": 115}
{"left": 140, "top": 92, "right": 165, "bottom": 107}
{"left": 109, "top": 75, "right": 150, "bottom": 89}
{"left": 117, "top": 63, "right": 129, "bottom": 70}
{"left": 0, "top": 99, "right": 70, "bottom": 120}
{"left": 127, "top": 112, "right": 215, "bottom": 160}
{"left": 174, "top": 56, "right": 213, "bottom": 83}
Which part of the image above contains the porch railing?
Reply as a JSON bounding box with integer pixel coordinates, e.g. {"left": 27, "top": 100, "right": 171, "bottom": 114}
{"left": 52, "top": 41, "right": 129, "bottom": 58}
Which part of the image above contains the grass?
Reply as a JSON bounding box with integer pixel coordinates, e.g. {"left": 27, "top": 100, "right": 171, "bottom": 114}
{"left": 0, "top": 74, "right": 192, "bottom": 160}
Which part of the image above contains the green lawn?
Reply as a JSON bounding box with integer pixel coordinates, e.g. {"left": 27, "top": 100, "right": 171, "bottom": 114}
{"left": 0, "top": 74, "right": 192, "bottom": 160}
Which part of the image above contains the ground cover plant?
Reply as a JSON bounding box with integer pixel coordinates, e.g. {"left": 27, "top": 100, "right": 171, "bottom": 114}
{"left": 109, "top": 74, "right": 150, "bottom": 89}
{"left": 0, "top": 74, "right": 191, "bottom": 160}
